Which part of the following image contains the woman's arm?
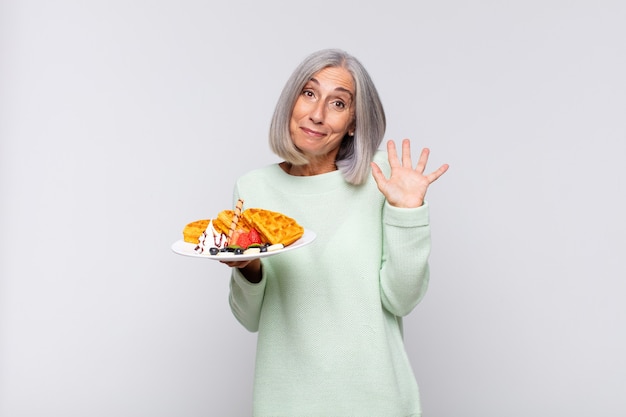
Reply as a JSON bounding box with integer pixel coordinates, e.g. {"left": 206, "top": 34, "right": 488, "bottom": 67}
{"left": 371, "top": 139, "right": 446, "bottom": 316}
{"left": 224, "top": 185, "right": 267, "bottom": 330}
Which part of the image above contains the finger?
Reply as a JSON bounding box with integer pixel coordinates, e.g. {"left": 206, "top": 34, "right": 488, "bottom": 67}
{"left": 401, "top": 139, "right": 413, "bottom": 167}
{"left": 220, "top": 260, "right": 248, "bottom": 268}
{"left": 415, "top": 148, "right": 430, "bottom": 174}
{"left": 386, "top": 140, "right": 401, "bottom": 168}
{"left": 426, "top": 163, "right": 449, "bottom": 183}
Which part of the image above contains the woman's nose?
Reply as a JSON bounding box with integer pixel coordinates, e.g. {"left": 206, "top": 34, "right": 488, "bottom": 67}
{"left": 308, "top": 100, "right": 325, "bottom": 124}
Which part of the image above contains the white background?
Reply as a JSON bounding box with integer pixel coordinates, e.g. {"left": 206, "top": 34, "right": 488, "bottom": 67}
{"left": 1, "top": 1, "right": 625, "bottom": 416}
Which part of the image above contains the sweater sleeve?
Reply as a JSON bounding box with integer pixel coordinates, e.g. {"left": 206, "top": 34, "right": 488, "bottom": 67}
{"left": 228, "top": 266, "right": 267, "bottom": 332}
{"left": 379, "top": 201, "right": 431, "bottom": 317}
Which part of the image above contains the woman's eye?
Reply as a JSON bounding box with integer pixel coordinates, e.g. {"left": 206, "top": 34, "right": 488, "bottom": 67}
{"left": 302, "top": 90, "right": 315, "bottom": 98}
{"left": 331, "top": 100, "right": 347, "bottom": 110}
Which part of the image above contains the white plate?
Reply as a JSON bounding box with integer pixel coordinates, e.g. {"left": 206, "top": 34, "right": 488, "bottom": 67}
{"left": 171, "top": 229, "right": 316, "bottom": 261}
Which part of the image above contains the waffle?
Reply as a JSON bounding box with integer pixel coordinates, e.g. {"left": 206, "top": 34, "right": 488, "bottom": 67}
{"left": 214, "top": 210, "right": 253, "bottom": 235}
{"left": 214, "top": 210, "right": 233, "bottom": 235}
{"left": 182, "top": 219, "right": 210, "bottom": 244}
{"left": 242, "top": 208, "right": 304, "bottom": 246}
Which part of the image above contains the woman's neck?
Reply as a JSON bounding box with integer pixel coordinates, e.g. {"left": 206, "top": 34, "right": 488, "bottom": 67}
{"left": 281, "top": 159, "right": 337, "bottom": 176}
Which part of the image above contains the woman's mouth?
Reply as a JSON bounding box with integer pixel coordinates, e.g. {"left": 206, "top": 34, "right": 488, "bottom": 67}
{"left": 301, "top": 127, "right": 325, "bottom": 137}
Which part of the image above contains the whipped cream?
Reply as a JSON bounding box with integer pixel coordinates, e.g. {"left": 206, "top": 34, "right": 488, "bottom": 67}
{"left": 194, "top": 219, "right": 227, "bottom": 254}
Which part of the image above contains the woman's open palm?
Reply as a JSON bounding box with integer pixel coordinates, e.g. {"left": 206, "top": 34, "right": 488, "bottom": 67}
{"left": 371, "top": 139, "right": 449, "bottom": 208}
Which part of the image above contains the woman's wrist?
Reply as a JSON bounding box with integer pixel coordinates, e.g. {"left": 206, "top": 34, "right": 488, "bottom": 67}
{"left": 240, "top": 259, "right": 262, "bottom": 284}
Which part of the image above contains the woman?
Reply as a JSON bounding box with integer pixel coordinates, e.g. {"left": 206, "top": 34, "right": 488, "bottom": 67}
{"left": 223, "top": 49, "right": 448, "bottom": 416}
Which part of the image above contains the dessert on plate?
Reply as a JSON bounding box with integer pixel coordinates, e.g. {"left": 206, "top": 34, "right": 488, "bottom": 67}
{"left": 182, "top": 199, "right": 304, "bottom": 256}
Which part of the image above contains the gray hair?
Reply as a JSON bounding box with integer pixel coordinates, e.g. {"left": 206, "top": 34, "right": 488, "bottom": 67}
{"left": 269, "top": 49, "right": 386, "bottom": 185}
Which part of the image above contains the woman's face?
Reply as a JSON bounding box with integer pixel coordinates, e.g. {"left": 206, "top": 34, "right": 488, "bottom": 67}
{"left": 289, "top": 66, "right": 356, "bottom": 162}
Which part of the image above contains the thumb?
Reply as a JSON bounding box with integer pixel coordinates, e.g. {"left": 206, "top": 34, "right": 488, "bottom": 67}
{"left": 370, "top": 162, "right": 386, "bottom": 186}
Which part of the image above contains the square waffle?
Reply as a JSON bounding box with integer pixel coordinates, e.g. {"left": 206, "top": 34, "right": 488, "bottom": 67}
{"left": 242, "top": 208, "right": 304, "bottom": 246}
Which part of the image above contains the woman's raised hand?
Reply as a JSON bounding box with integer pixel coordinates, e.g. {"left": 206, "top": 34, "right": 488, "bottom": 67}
{"left": 371, "top": 139, "right": 449, "bottom": 208}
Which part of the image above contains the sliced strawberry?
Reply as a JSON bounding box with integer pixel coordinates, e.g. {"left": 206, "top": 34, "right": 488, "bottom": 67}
{"left": 248, "top": 228, "right": 263, "bottom": 245}
{"left": 235, "top": 232, "right": 253, "bottom": 249}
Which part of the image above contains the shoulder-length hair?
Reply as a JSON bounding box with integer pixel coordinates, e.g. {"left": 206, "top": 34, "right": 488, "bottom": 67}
{"left": 269, "top": 49, "right": 386, "bottom": 185}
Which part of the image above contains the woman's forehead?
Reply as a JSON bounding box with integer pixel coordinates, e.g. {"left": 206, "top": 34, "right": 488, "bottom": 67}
{"left": 308, "top": 67, "right": 355, "bottom": 95}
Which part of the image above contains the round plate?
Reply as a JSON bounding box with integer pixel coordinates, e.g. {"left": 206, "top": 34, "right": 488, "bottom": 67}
{"left": 171, "top": 229, "right": 316, "bottom": 261}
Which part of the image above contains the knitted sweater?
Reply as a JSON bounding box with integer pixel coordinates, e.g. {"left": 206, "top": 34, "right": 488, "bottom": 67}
{"left": 229, "top": 151, "right": 431, "bottom": 417}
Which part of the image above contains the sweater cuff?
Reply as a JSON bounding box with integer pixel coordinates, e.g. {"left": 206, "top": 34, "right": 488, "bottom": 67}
{"left": 383, "top": 201, "right": 430, "bottom": 228}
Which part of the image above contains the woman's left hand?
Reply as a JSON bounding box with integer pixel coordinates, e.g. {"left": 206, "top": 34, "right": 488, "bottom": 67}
{"left": 371, "top": 139, "right": 449, "bottom": 208}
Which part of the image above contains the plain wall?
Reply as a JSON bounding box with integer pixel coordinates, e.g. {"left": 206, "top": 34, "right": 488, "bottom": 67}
{"left": 1, "top": 1, "right": 625, "bottom": 416}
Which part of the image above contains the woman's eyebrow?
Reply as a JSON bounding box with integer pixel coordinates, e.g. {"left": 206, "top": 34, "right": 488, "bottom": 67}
{"left": 332, "top": 85, "right": 353, "bottom": 98}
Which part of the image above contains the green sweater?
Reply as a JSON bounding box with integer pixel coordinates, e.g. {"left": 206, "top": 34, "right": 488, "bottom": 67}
{"left": 229, "top": 151, "right": 431, "bottom": 416}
